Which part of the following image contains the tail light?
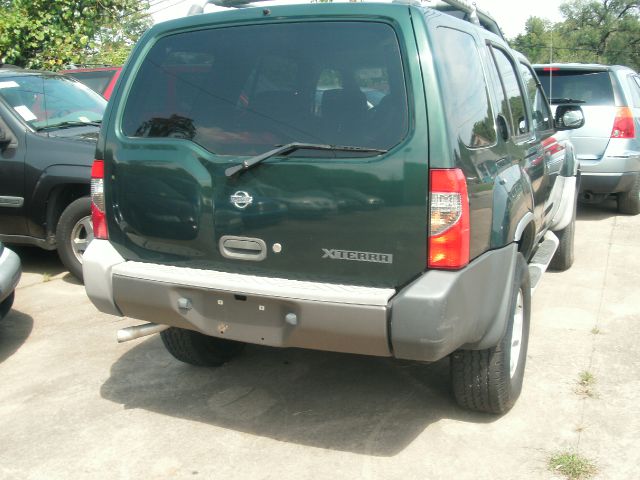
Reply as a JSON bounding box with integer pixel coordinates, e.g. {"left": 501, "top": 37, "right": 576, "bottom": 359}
{"left": 611, "top": 107, "right": 635, "bottom": 139}
{"left": 91, "top": 159, "right": 108, "bottom": 239}
{"left": 428, "top": 168, "right": 470, "bottom": 269}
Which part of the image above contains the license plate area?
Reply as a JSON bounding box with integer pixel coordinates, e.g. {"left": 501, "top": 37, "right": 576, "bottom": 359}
{"left": 113, "top": 273, "right": 391, "bottom": 356}
{"left": 180, "top": 287, "right": 299, "bottom": 345}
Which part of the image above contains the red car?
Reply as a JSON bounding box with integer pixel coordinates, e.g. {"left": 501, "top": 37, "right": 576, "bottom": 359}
{"left": 63, "top": 66, "right": 122, "bottom": 100}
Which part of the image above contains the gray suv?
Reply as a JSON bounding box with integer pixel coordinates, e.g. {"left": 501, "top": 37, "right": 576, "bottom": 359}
{"left": 535, "top": 64, "right": 640, "bottom": 214}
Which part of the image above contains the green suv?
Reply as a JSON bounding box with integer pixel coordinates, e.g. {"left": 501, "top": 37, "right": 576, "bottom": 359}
{"left": 84, "top": 1, "right": 584, "bottom": 413}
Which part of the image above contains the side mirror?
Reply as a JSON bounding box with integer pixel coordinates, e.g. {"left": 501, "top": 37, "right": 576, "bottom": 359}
{"left": 555, "top": 105, "right": 585, "bottom": 130}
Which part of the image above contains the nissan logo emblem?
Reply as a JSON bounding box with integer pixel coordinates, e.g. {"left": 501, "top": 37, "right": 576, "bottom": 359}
{"left": 230, "top": 191, "right": 253, "bottom": 209}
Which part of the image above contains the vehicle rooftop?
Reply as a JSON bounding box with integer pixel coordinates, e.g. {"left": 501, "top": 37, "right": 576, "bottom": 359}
{"left": 0, "top": 65, "right": 62, "bottom": 77}
{"left": 533, "top": 63, "right": 632, "bottom": 71}
{"left": 159, "top": 1, "right": 504, "bottom": 39}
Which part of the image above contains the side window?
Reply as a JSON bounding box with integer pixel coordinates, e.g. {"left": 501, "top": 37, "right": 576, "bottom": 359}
{"left": 628, "top": 75, "right": 640, "bottom": 108}
{"left": 431, "top": 27, "right": 496, "bottom": 148}
{"left": 520, "top": 63, "right": 554, "bottom": 132}
{"left": 490, "top": 47, "right": 530, "bottom": 137}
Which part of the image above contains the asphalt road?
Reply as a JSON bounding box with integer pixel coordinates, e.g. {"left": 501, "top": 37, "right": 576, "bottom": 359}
{"left": 1, "top": 200, "right": 638, "bottom": 479}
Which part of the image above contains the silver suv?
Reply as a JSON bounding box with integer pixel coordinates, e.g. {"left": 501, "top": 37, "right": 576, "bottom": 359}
{"left": 534, "top": 63, "right": 640, "bottom": 215}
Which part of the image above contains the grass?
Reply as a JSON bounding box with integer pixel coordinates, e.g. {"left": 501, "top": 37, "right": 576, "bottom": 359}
{"left": 42, "top": 273, "right": 51, "bottom": 282}
{"left": 548, "top": 452, "right": 597, "bottom": 479}
{"left": 576, "top": 370, "right": 597, "bottom": 398}
{"left": 590, "top": 327, "right": 601, "bottom": 335}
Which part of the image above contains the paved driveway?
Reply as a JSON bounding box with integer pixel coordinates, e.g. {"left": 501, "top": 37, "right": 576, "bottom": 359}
{"left": 1, "top": 201, "right": 638, "bottom": 479}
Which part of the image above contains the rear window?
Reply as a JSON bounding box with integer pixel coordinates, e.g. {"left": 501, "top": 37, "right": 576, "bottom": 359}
{"left": 536, "top": 70, "right": 614, "bottom": 106}
{"left": 66, "top": 70, "right": 117, "bottom": 96}
{"left": 122, "top": 22, "right": 409, "bottom": 156}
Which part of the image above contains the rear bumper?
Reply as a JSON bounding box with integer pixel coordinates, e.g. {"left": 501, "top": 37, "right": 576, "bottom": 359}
{"left": 580, "top": 171, "right": 639, "bottom": 195}
{"left": 579, "top": 151, "right": 640, "bottom": 194}
{"left": 84, "top": 240, "right": 517, "bottom": 362}
{"left": 0, "top": 246, "right": 21, "bottom": 304}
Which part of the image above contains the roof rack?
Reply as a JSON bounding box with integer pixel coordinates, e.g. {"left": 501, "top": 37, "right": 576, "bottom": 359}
{"left": 188, "top": 0, "right": 249, "bottom": 15}
{"left": 186, "top": 0, "right": 504, "bottom": 39}
{"left": 431, "top": 0, "right": 504, "bottom": 39}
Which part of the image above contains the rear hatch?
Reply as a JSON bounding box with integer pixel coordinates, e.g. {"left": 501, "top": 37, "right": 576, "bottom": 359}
{"left": 103, "top": 9, "right": 428, "bottom": 288}
{"left": 535, "top": 67, "right": 617, "bottom": 160}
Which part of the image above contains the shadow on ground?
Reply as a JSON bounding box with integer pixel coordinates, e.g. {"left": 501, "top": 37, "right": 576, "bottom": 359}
{"left": 101, "top": 337, "right": 495, "bottom": 456}
{"left": 62, "top": 273, "right": 82, "bottom": 285}
{"left": 11, "top": 246, "right": 65, "bottom": 277}
{"left": 577, "top": 198, "right": 619, "bottom": 221}
{"left": 0, "top": 310, "right": 33, "bottom": 364}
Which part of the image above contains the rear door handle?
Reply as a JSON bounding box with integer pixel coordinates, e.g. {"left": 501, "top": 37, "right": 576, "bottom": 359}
{"left": 219, "top": 235, "right": 267, "bottom": 261}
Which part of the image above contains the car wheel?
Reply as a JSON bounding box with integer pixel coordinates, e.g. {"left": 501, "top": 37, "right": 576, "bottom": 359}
{"left": 617, "top": 174, "right": 640, "bottom": 215}
{"left": 0, "top": 292, "right": 15, "bottom": 320}
{"left": 161, "top": 327, "right": 245, "bottom": 366}
{"left": 450, "top": 253, "right": 531, "bottom": 414}
{"left": 56, "top": 197, "right": 93, "bottom": 282}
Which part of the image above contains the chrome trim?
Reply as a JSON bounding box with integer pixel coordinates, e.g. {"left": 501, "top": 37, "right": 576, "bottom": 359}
{"left": 0, "top": 196, "right": 24, "bottom": 208}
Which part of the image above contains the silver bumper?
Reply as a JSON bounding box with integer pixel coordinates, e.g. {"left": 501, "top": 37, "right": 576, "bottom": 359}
{"left": 84, "top": 240, "right": 517, "bottom": 362}
{"left": 0, "top": 246, "right": 21, "bottom": 304}
{"left": 83, "top": 240, "right": 395, "bottom": 357}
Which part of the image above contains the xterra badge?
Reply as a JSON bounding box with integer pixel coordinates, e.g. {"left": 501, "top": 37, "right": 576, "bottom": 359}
{"left": 322, "top": 249, "right": 393, "bottom": 264}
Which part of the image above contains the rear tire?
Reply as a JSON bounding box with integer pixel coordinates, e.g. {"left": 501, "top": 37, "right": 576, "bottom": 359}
{"left": 56, "top": 197, "right": 93, "bottom": 282}
{"left": 160, "top": 327, "right": 245, "bottom": 366}
{"left": 617, "top": 175, "right": 640, "bottom": 215}
{"left": 0, "top": 292, "right": 15, "bottom": 320}
{"left": 450, "top": 253, "right": 531, "bottom": 414}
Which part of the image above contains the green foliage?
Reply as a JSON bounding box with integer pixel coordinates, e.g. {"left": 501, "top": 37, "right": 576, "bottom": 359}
{"left": 0, "top": 0, "right": 151, "bottom": 70}
{"left": 511, "top": 0, "right": 640, "bottom": 70}
{"left": 548, "top": 452, "right": 597, "bottom": 479}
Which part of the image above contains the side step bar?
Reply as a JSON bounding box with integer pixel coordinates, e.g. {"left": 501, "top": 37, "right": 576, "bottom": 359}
{"left": 528, "top": 231, "right": 559, "bottom": 295}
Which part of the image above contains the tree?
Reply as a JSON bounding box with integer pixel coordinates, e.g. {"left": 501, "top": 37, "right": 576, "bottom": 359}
{"left": 511, "top": 0, "right": 640, "bottom": 70}
{"left": 512, "top": 17, "right": 556, "bottom": 64}
{"left": 0, "top": 0, "right": 151, "bottom": 70}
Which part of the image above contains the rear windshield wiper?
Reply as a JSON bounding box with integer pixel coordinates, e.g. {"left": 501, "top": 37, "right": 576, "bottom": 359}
{"left": 225, "top": 142, "right": 387, "bottom": 177}
{"left": 36, "top": 120, "right": 102, "bottom": 131}
{"left": 549, "top": 98, "right": 586, "bottom": 104}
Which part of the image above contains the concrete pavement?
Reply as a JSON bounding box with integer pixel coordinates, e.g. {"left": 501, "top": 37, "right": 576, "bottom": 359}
{"left": 0, "top": 201, "right": 638, "bottom": 479}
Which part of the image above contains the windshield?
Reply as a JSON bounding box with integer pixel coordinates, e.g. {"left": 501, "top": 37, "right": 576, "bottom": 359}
{"left": 122, "top": 22, "right": 409, "bottom": 156}
{"left": 0, "top": 74, "right": 106, "bottom": 129}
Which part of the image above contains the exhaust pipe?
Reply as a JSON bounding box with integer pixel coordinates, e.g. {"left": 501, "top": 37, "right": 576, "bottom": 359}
{"left": 117, "top": 323, "right": 170, "bottom": 343}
